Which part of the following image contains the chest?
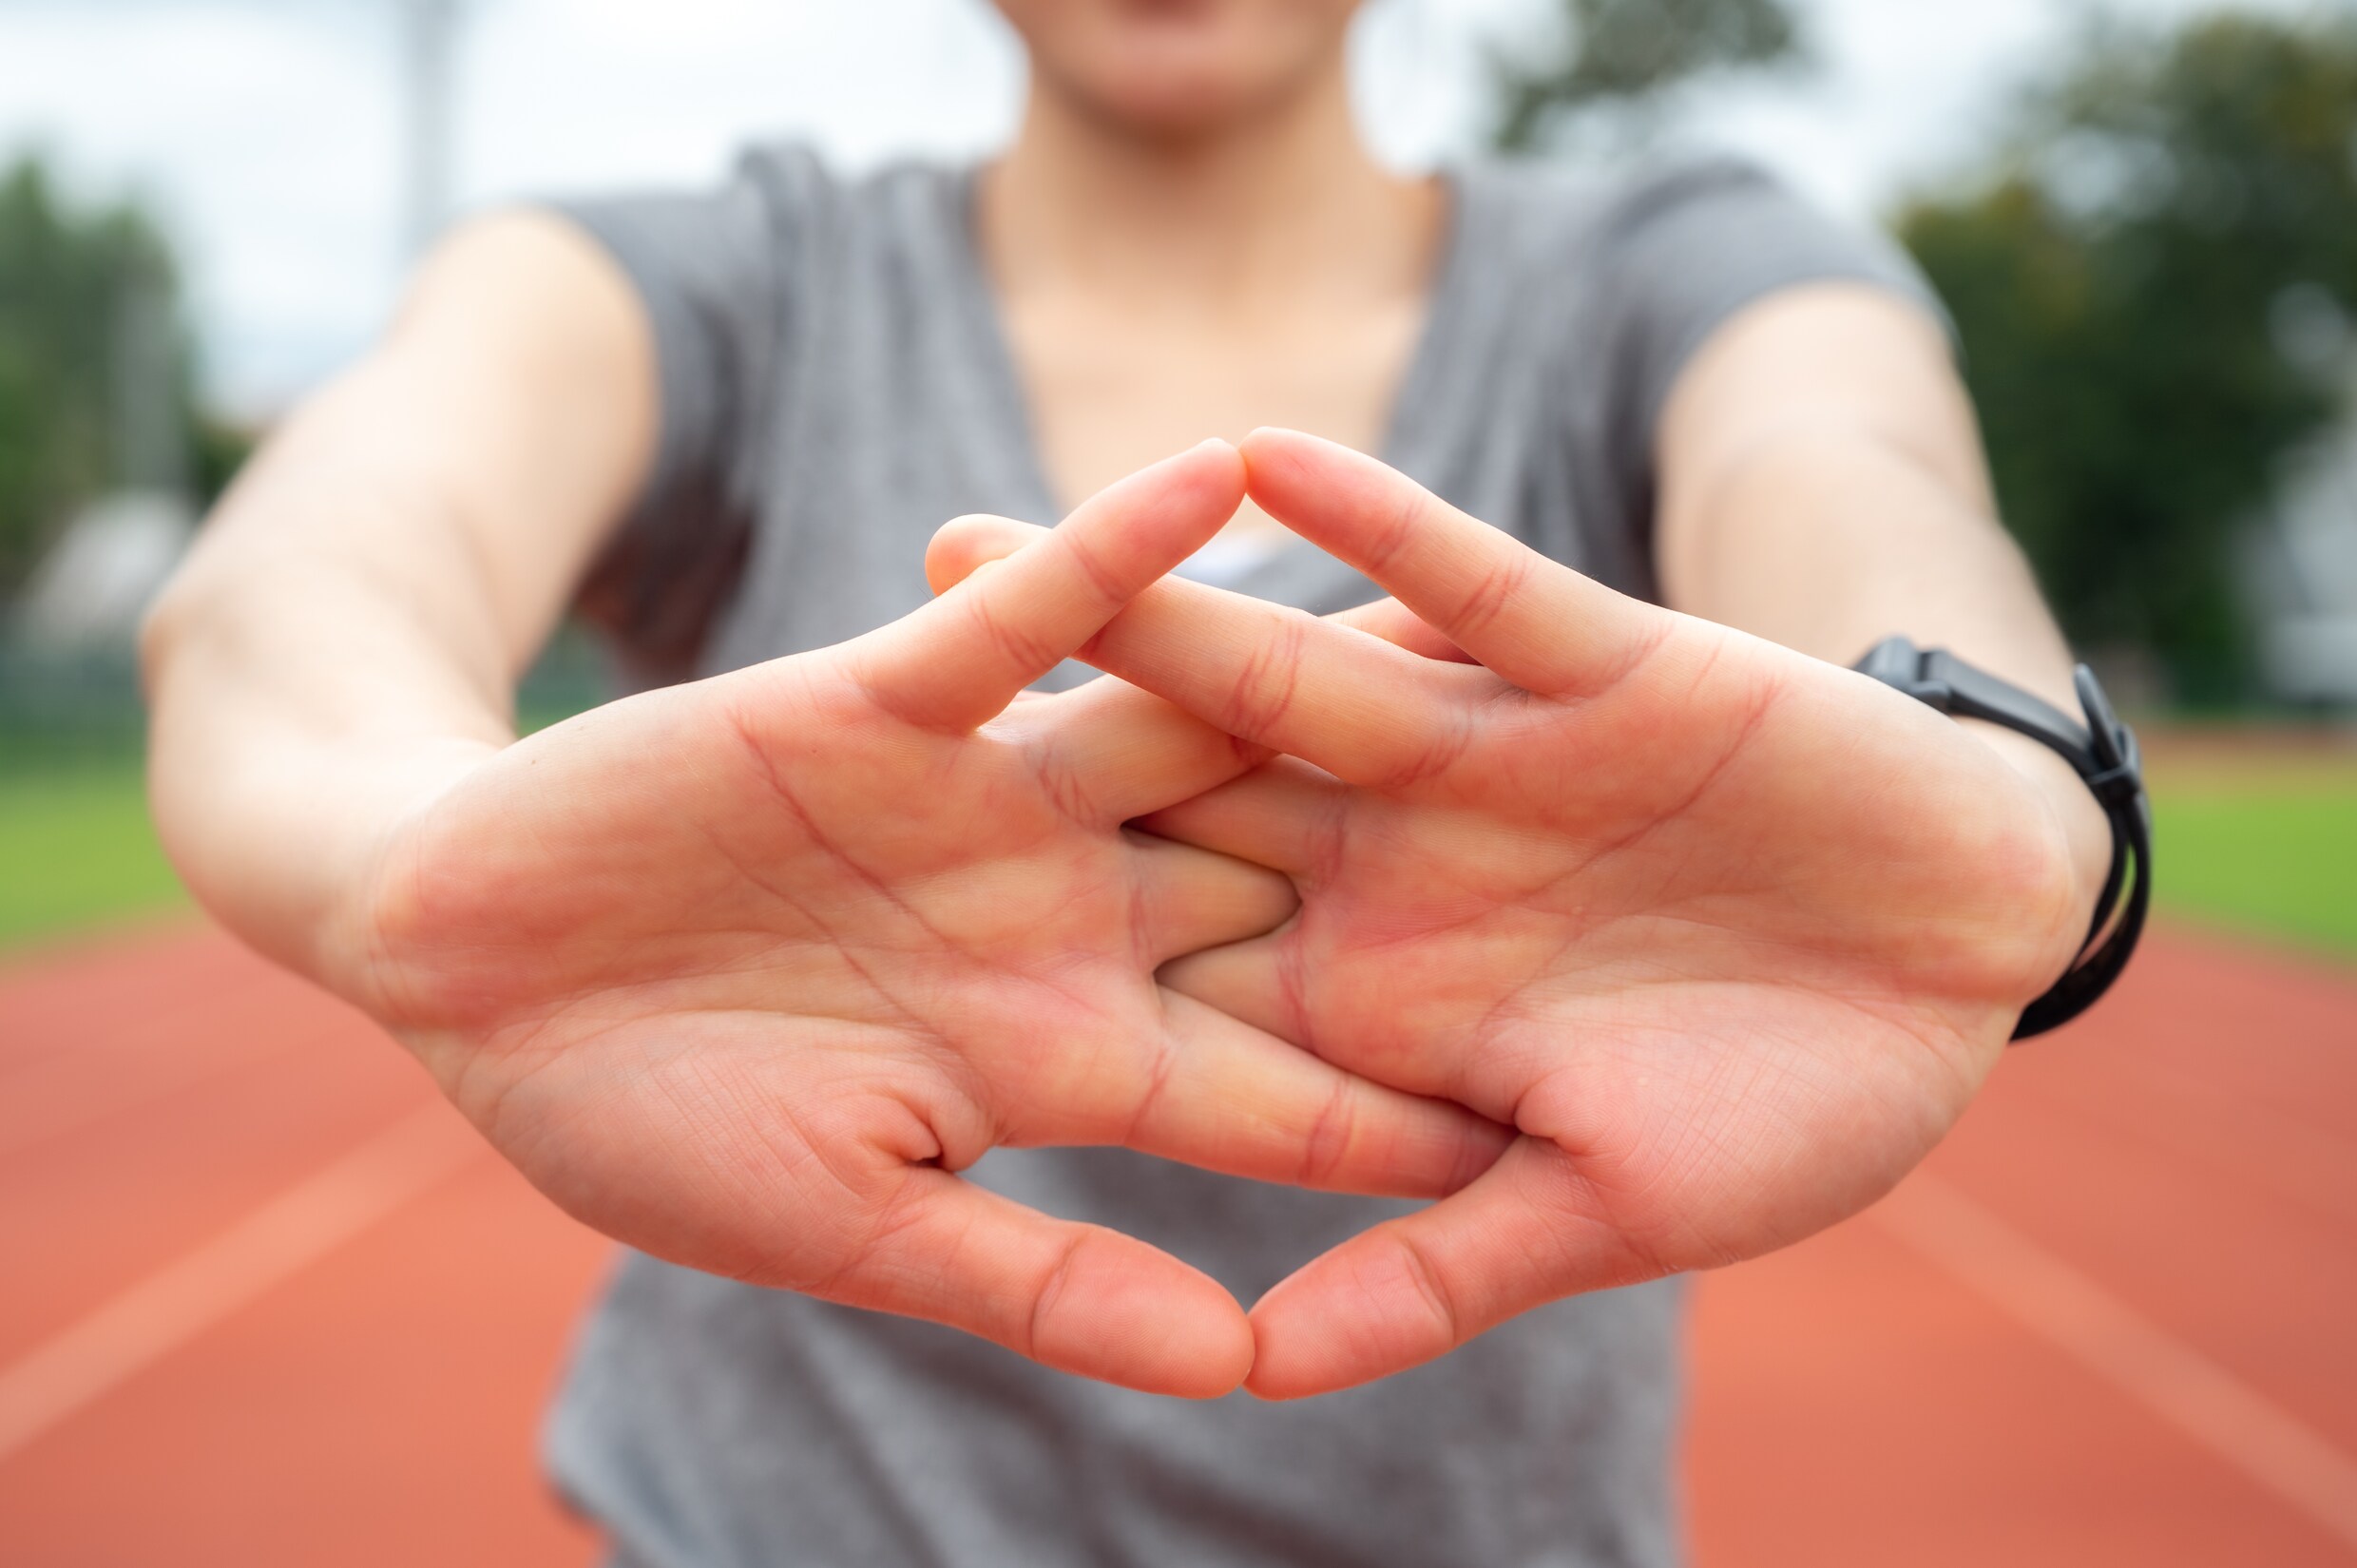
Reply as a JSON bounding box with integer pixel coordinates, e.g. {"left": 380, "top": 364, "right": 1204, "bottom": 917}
{"left": 995, "top": 286, "right": 1428, "bottom": 538}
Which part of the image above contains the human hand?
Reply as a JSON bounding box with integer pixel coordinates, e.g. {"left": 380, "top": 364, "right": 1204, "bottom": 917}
{"left": 334, "top": 442, "right": 1507, "bottom": 1398}
{"left": 934, "top": 430, "right": 2098, "bottom": 1398}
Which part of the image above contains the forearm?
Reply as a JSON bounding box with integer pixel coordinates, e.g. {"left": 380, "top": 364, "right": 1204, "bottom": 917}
{"left": 142, "top": 215, "right": 656, "bottom": 993}
{"left": 144, "top": 387, "right": 527, "bottom": 990}
{"left": 1662, "top": 429, "right": 2073, "bottom": 703}
{"left": 1671, "top": 436, "right": 2110, "bottom": 926}
{"left": 1658, "top": 290, "right": 2114, "bottom": 945}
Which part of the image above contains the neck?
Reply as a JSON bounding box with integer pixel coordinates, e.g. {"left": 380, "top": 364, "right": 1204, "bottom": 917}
{"left": 980, "top": 56, "right": 1432, "bottom": 313}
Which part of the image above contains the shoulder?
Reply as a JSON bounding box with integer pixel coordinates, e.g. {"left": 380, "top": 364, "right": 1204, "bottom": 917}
{"left": 562, "top": 142, "right": 969, "bottom": 258}
{"left": 722, "top": 143, "right": 973, "bottom": 250}
{"left": 1453, "top": 154, "right": 1829, "bottom": 270}
{"left": 1454, "top": 152, "right": 1935, "bottom": 338}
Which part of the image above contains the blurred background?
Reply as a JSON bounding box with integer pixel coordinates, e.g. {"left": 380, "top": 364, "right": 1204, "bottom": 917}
{"left": 1, "top": 1, "right": 2351, "bottom": 1563}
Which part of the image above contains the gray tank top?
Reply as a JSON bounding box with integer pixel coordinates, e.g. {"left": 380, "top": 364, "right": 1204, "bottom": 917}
{"left": 546, "top": 145, "right": 1933, "bottom": 1568}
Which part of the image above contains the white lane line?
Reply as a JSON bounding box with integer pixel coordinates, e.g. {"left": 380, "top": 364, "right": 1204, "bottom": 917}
{"left": 0, "top": 1102, "right": 484, "bottom": 1465}
{"left": 1872, "top": 1171, "right": 2357, "bottom": 1551}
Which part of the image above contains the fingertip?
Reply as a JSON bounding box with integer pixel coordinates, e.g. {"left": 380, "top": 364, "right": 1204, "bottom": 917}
{"left": 1066, "top": 439, "right": 1245, "bottom": 572}
{"left": 1237, "top": 425, "right": 1343, "bottom": 463}
{"left": 1237, "top": 426, "right": 1305, "bottom": 456}
{"left": 1235, "top": 428, "right": 1293, "bottom": 485}
{"left": 1243, "top": 1245, "right": 1456, "bottom": 1401}
{"left": 1175, "top": 435, "right": 1248, "bottom": 509}
{"left": 1174, "top": 1301, "right": 1258, "bottom": 1401}
{"left": 924, "top": 513, "right": 1040, "bottom": 595}
{"left": 1240, "top": 1281, "right": 1323, "bottom": 1401}
{"left": 1032, "top": 1233, "right": 1255, "bottom": 1399}
{"left": 1236, "top": 429, "right": 1376, "bottom": 526}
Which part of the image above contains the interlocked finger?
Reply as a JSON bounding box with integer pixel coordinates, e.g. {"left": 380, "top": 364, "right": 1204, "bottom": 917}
{"left": 929, "top": 514, "right": 1474, "bottom": 807}
{"left": 1241, "top": 429, "right": 1664, "bottom": 698}
{"left": 1134, "top": 755, "right": 1345, "bottom": 877}
{"left": 1154, "top": 934, "right": 1296, "bottom": 1042}
{"left": 1079, "top": 581, "right": 1471, "bottom": 787}
{"left": 1006, "top": 992, "right": 1509, "bottom": 1202}
{"left": 1127, "top": 833, "right": 1298, "bottom": 966}
{"left": 926, "top": 511, "right": 1049, "bottom": 597}
{"left": 1332, "top": 596, "right": 1473, "bottom": 663}
{"left": 1010, "top": 671, "right": 1268, "bottom": 827}
{"left": 929, "top": 512, "right": 1470, "bottom": 665}
{"left": 853, "top": 439, "right": 1245, "bottom": 732}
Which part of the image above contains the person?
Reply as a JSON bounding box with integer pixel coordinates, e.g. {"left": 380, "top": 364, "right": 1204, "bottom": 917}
{"left": 142, "top": 2, "right": 2126, "bottom": 1563}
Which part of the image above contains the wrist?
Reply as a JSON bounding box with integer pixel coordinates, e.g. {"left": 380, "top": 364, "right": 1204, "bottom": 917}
{"left": 1964, "top": 718, "right": 2115, "bottom": 956}
{"left": 306, "top": 736, "right": 504, "bottom": 1007}
{"left": 149, "top": 705, "right": 500, "bottom": 1007}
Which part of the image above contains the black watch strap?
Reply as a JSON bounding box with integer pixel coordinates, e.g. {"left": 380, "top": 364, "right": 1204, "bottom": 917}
{"left": 1853, "top": 637, "right": 2153, "bottom": 1041}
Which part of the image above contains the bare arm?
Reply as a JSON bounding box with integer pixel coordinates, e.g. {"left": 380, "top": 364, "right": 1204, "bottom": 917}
{"left": 1657, "top": 283, "right": 2112, "bottom": 915}
{"left": 142, "top": 214, "right": 659, "bottom": 989}
{"left": 141, "top": 258, "right": 1505, "bottom": 1393}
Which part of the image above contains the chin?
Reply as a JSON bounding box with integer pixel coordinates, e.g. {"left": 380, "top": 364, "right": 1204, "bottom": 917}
{"left": 996, "top": 0, "right": 1357, "bottom": 141}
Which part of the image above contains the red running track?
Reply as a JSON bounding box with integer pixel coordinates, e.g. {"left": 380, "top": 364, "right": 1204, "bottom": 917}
{"left": 1, "top": 923, "right": 2352, "bottom": 1564}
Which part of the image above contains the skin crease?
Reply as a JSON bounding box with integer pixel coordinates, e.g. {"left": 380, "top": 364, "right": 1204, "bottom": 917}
{"left": 933, "top": 429, "right": 2101, "bottom": 1399}
{"left": 142, "top": 0, "right": 2115, "bottom": 1403}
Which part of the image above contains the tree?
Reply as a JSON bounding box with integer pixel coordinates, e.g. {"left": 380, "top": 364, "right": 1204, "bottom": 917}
{"left": 1897, "top": 11, "right": 2357, "bottom": 703}
{"left": 1492, "top": 0, "right": 1807, "bottom": 153}
{"left": 0, "top": 157, "right": 241, "bottom": 600}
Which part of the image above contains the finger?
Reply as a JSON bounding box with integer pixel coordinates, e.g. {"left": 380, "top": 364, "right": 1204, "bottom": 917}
{"left": 1020, "top": 992, "right": 1510, "bottom": 1202}
{"left": 1128, "top": 833, "right": 1297, "bottom": 965}
{"left": 1243, "top": 1138, "right": 1652, "bottom": 1399}
{"left": 927, "top": 511, "right": 1045, "bottom": 595}
{"left": 932, "top": 519, "right": 1469, "bottom": 808}
{"left": 1330, "top": 597, "right": 1472, "bottom": 663}
{"left": 1134, "top": 755, "right": 1343, "bottom": 876}
{"left": 1080, "top": 577, "right": 1469, "bottom": 787}
{"left": 1155, "top": 935, "right": 1294, "bottom": 1042}
{"left": 856, "top": 439, "right": 1246, "bottom": 731}
{"left": 1013, "top": 672, "right": 1268, "bottom": 826}
{"left": 1240, "top": 428, "right": 1663, "bottom": 697}
{"left": 932, "top": 513, "right": 1470, "bottom": 667}
{"left": 843, "top": 1169, "right": 1255, "bottom": 1397}
{"left": 1023, "top": 584, "right": 1455, "bottom": 803}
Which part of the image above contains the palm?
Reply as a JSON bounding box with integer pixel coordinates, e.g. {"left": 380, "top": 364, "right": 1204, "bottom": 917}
{"left": 1156, "top": 621, "right": 2073, "bottom": 1279}
{"left": 350, "top": 444, "right": 1503, "bottom": 1397}
{"left": 949, "top": 431, "right": 2088, "bottom": 1397}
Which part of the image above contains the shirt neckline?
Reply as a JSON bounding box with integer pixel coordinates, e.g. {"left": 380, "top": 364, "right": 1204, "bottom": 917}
{"left": 944, "top": 162, "right": 1480, "bottom": 593}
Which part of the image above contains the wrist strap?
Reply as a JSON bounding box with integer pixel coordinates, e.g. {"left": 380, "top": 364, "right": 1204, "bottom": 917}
{"left": 1853, "top": 638, "right": 2153, "bottom": 1041}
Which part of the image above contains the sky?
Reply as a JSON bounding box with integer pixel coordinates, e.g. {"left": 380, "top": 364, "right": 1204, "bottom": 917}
{"left": 0, "top": 0, "right": 2320, "bottom": 415}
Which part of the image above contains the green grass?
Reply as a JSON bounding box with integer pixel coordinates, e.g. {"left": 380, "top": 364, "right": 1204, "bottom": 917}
{"left": 2149, "top": 779, "right": 2357, "bottom": 959}
{"left": 0, "top": 760, "right": 188, "bottom": 953}
{"left": 0, "top": 752, "right": 2351, "bottom": 965}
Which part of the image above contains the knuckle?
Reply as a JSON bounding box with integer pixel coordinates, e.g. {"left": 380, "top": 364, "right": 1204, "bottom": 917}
{"left": 1026, "top": 1230, "right": 1090, "bottom": 1359}
{"left": 968, "top": 593, "right": 1064, "bottom": 683}
{"left": 1369, "top": 483, "right": 1433, "bottom": 574}
{"left": 1296, "top": 1077, "right": 1361, "bottom": 1190}
{"left": 1378, "top": 698, "right": 1477, "bottom": 789}
{"left": 1060, "top": 527, "right": 1133, "bottom": 610}
{"left": 1221, "top": 610, "right": 1313, "bottom": 738}
{"left": 1453, "top": 550, "right": 1534, "bottom": 640}
{"left": 1121, "top": 1034, "right": 1183, "bottom": 1147}
{"left": 1392, "top": 1230, "right": 1465, "bottom": 1348}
